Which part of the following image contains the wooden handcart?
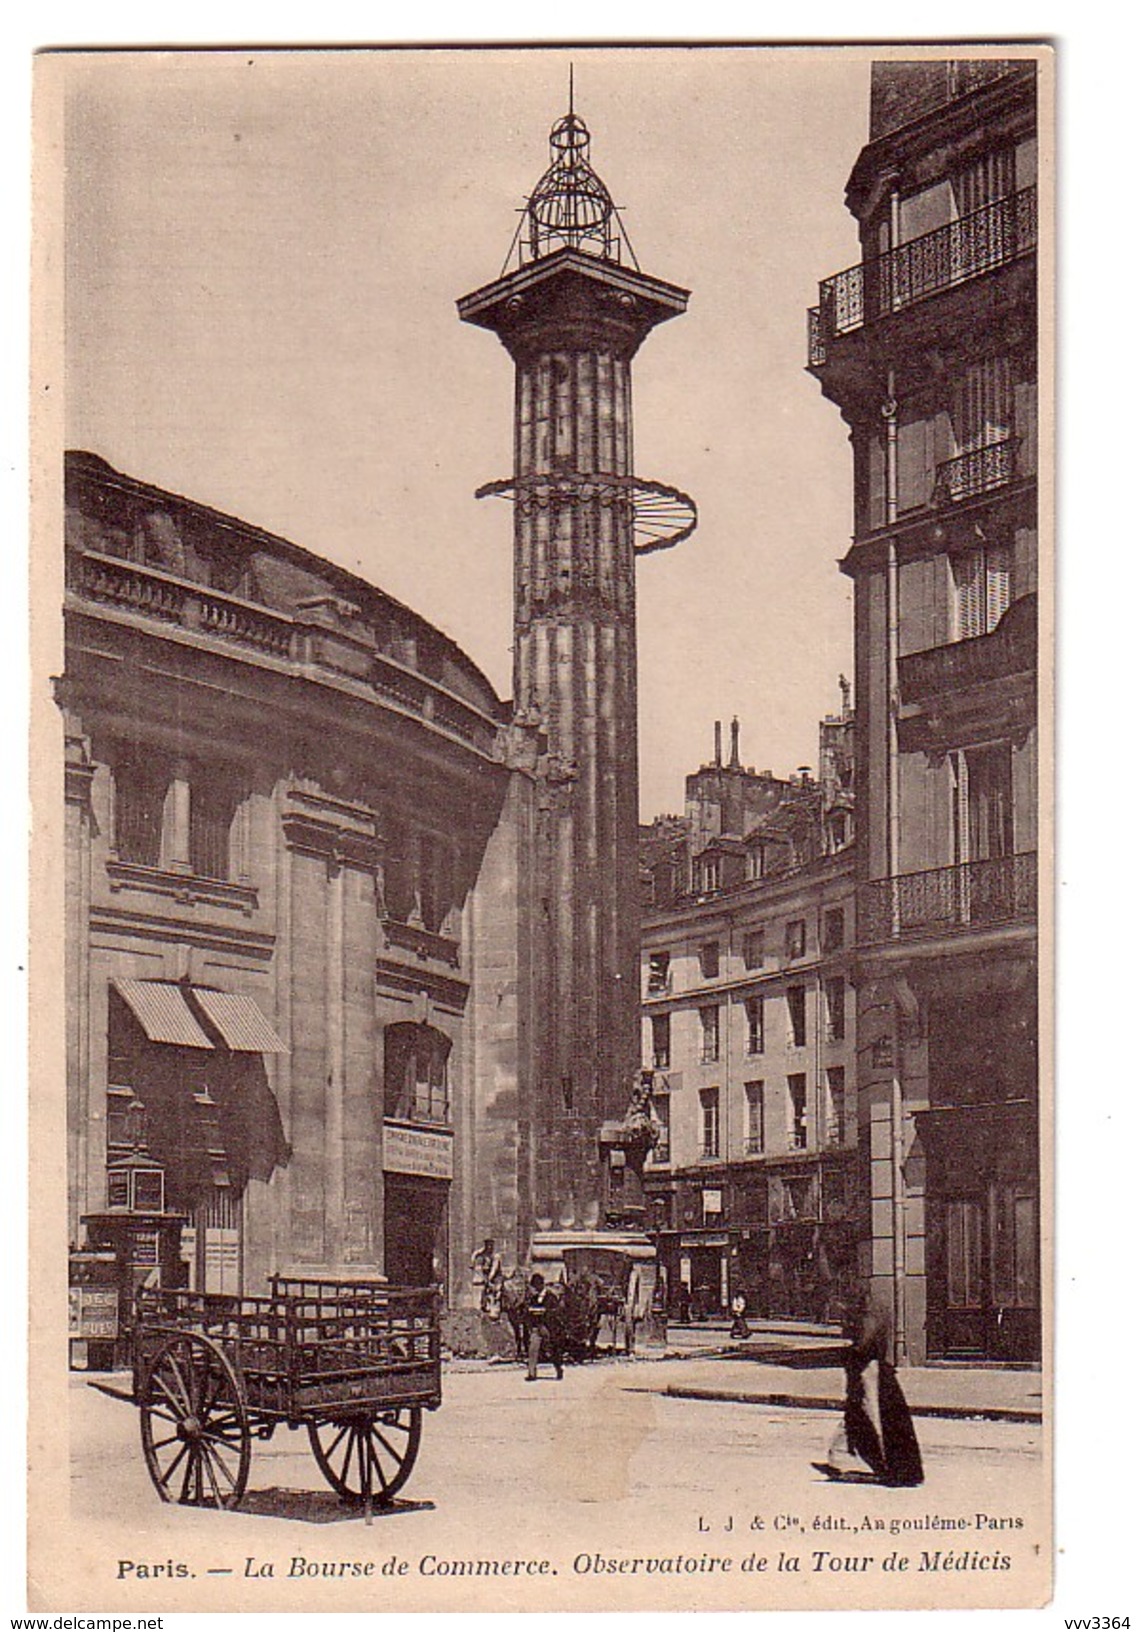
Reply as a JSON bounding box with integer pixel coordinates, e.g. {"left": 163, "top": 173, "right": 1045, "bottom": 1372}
{"left": 130, "top": 1275, "right": 441, "bottom": 1511}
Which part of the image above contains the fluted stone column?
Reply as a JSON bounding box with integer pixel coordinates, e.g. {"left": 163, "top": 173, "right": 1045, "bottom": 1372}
{"left": 462, "top": 257, "right": 687, "bottom": 1236}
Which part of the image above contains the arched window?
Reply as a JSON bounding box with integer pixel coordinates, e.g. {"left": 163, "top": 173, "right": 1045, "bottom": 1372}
{"left": 383, "top": 1023, "right": 452, "bottom": 1124}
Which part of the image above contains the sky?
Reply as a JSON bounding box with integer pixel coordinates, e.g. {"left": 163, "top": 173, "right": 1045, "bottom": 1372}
{"left": 58, "top": 44, "right": 867, "bottom": 819}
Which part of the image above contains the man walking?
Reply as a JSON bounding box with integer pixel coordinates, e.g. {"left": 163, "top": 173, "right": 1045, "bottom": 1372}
{"left": 523, "top": 1272, "right": 565, "bottom": 1381}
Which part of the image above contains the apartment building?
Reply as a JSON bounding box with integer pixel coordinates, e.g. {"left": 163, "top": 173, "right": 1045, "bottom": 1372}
{"left": 808, "top": 59, "right": 1040, "bottom": 1360}
{"left": 639, "top": 714, "right": 858, "bottom": 1322}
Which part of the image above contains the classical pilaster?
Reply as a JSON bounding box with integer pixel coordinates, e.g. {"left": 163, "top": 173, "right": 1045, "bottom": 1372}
{"left": 280, "top": 789, "right": 383, "bottom": 1274}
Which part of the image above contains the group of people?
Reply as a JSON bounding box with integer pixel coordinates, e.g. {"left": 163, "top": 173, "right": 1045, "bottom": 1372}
{"left": 471, "top": 1240, "right": 565, "bottom": 1380}
{"left": 471, "top": 1238, "right": 922, "bottom": 1485}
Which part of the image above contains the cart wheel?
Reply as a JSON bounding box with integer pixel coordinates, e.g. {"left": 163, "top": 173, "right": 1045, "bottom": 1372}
{"left": 308, "top": 1407, "right": 422, "bottom": 1505}
{"left": 139, "top": 1331, "right": 250, "bottom": 1509}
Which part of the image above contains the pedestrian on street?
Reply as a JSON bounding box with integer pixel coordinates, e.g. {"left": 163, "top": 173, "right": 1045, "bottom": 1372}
{"left": 522, "top": 1272, "right": 565, "bottom": 1381}
{"left": 729, "top": 1292, "right": 750, "bottom": 1339}
{"left": 471, "top": 1237, "right": 504, "bottom": 1316}
{"left": 817, "top": 1293, "right": 924, "bottom": 1487}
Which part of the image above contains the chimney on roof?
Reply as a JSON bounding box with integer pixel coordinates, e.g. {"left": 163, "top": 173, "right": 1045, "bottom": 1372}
{"left": 714, "top": 720, "right": 722, "bottom": 767}
{"left": 729, "top": 716, "right": 741, "bottom": 770}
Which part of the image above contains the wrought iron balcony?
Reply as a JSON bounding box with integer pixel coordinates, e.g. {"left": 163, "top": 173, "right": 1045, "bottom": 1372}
{"left": 859, "top": 852, "right": 1037, "bottom": 944}
{"left": 932, "top": 437, "right": 1018, "bottom": 506}
{"left": 809, "top": 187, "right": 1036, "bottom": 364}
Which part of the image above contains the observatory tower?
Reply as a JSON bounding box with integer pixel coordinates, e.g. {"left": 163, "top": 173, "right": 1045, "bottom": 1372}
{"left": 460, "top": 93, "right": 695, "bottom": 1239}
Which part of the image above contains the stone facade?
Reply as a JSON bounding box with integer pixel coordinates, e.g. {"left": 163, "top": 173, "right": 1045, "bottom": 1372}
{"left": 639, "top": 713, "right": 860, "bottom": 1324}
{"left": 809, "top": 61, "right": 1040, "bottom": 1361}
{"left": 61, "top": 450, "right": 515, "bottom": 1309}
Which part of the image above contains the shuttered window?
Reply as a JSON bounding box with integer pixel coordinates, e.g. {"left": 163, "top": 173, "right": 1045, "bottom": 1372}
{"left": 954, "top": 150, "right": 1015, "bottom": 215}
{"left": 952, "top": 356, "right": 1013, "bottom": 455}
{"left": 745, "top": 995, "right": 765, "bottom": 1055}
{"left": 651, "top": 1095, "right": 670, "bottom": 1164}
{"left": 953, "top": 543, "right": 1012, "bottom": 638}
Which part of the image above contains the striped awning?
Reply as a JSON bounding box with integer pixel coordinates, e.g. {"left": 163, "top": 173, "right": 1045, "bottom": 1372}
{"left": 192, "top": 988, "right": 287, "bottom": 1054}
{"left": 113, "top": 979, "right": 213, "bottom": 1050}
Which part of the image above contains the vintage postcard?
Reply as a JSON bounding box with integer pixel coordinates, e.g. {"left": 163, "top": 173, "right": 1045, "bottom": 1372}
{"left": 28, "top": 41, "right": 1052, "bottom": 1613}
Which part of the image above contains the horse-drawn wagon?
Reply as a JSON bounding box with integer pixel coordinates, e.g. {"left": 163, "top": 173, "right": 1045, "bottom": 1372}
{"left": 130, "top": 1275, "right": 440, "bottom": 1510}
{"left": 530, "top": 1230, "right": 659, "bottom": 1357}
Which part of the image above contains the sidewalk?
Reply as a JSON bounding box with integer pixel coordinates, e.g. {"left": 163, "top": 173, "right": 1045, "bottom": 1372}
{"left": 636, "top": 1346, "right": 1044, "bottom": 1423}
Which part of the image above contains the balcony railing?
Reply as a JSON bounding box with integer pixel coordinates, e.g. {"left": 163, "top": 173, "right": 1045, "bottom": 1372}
{"left": 932, "top": 437, "right": 1019, "bottom": 506}
{"left": 809, "top": 187, "right": 1036, "bottom": 364}
{"left": 744, "top": 1135, "right": 765, "bottom": 1157}
{"left": 70, "top": 548, "right": 298, "bottom": 655}
{"left": 859, "top": 852, "right": 1037, "bottom": 944}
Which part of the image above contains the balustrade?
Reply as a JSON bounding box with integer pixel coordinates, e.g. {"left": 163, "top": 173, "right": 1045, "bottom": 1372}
{"left": 810, "top": 187, "right": 1036, "bottom": 363}
{"left": 859, "top": 852, "right": 1037, "bottom": 943}
{"left": 70, "top": 548, "right": 500, "bottom": 754}
{"left": 932, "top": 437, "right": 1018, "bottom": 506}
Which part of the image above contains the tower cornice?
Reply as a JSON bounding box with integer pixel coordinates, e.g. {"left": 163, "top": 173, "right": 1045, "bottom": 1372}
{"left": 458, "top": 248, "right": 689, "bottom": 360}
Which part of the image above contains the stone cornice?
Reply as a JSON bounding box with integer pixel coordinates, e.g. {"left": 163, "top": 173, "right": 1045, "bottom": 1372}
{"left": 105, "top": 858, "right": 259, "bottom": 916}
{"left": 376, "top": 958, "right": 468, "bottom": 1011}
{"left": 90, "top": 903, "right": 276, "bottom": 959}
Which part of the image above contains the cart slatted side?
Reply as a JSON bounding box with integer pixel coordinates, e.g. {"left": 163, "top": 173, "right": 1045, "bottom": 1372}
{"left": 133, "top": 1282, "right": 441, "bottom": 1420}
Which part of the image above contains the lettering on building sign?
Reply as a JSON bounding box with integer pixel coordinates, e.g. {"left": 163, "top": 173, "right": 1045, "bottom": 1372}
{"left": 383, "top": 1121, "right": 454, "bottom": 1180}
{"left": 68, "top": 1287, "right": 119, "bottom": 1339}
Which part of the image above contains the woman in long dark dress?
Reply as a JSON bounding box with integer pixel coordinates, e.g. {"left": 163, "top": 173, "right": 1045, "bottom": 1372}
{"left": 824, "top": 1295, "right": 924, "bottom": 1487}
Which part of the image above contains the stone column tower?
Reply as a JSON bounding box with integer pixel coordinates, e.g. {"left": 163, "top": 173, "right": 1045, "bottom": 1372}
{"left": 459, "top": 100, "right": 694, "bottom": 1241}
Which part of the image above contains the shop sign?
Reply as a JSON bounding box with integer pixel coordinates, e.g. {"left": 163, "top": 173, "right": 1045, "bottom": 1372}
{"left": 130, "top": 1229, "right": 160, "bottom": 1266}
{"left": 68, "top": 1286, "right": 119, "bottom": 1340}
{"left": 204, "top": 1228, "right": 240, "bottom": 1295}
{"left": 383, "top": 1122, "right": 453, "bottom": 1180}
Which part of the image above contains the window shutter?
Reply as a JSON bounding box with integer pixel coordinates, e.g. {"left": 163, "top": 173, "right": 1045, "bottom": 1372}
{"left": 985, "top": 544, "right": 1012, "bottom": 631}
{"left": 955, "top": 548, "right": 984, "bottom": 638}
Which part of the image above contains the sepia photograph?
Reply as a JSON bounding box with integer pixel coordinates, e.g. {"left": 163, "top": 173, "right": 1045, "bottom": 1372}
{"left": 27, "top": 39, "right": 1052, "bottom": 1613}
